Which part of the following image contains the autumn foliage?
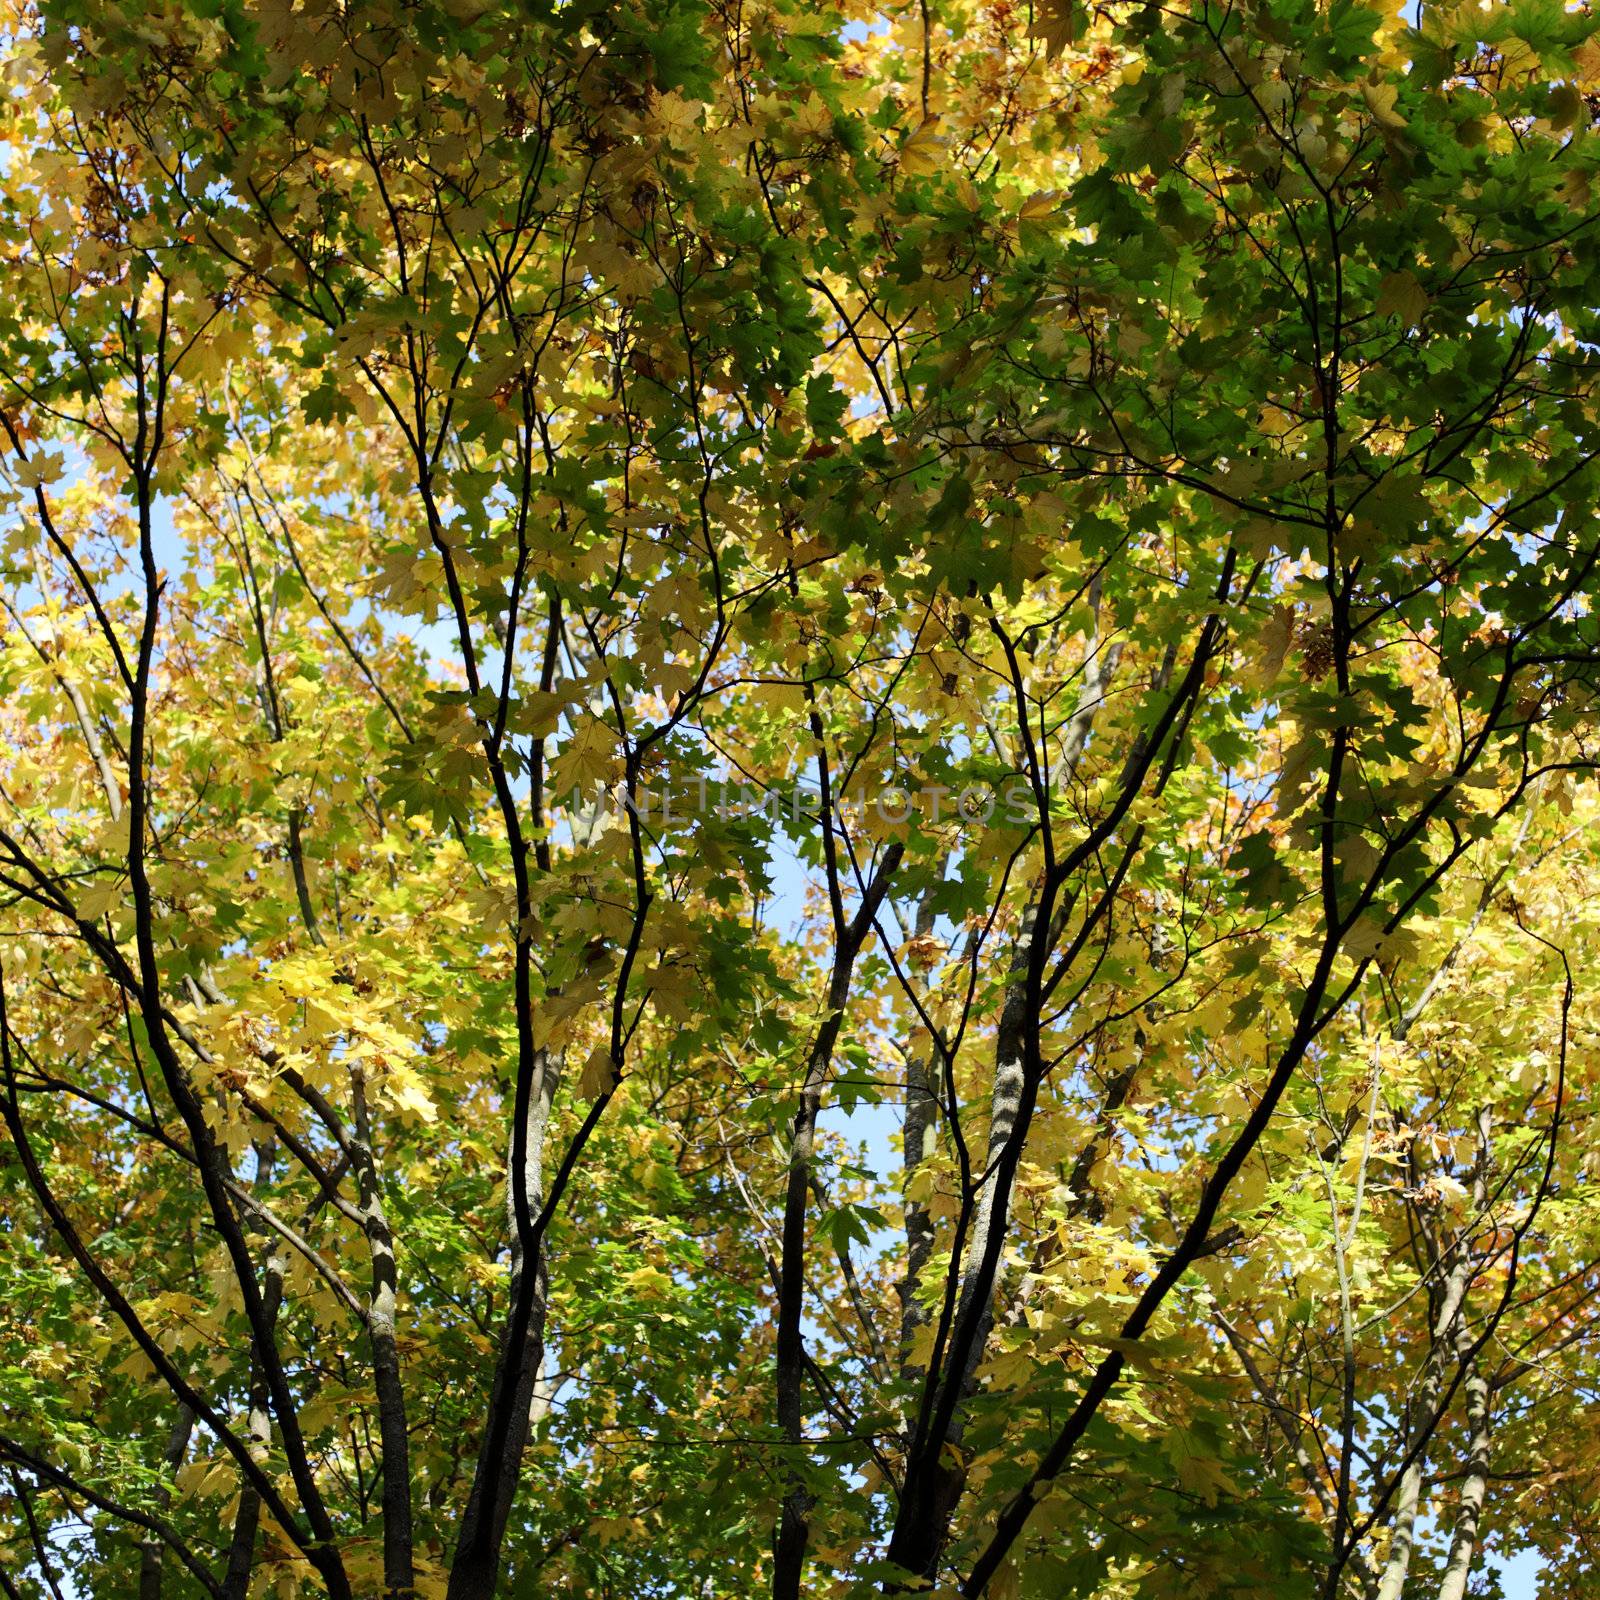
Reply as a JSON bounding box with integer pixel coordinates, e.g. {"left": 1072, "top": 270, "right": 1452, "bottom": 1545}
{"left": 2, "top": 0, "right": 1600, "bottom": 1596}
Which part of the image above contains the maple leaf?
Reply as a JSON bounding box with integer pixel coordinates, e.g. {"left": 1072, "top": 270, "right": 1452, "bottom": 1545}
{"left": 1027, "top": 0, "right": 1078, "bottom": 59}
{"left": 551, "top": 714, "right": 620, "bottom": 800}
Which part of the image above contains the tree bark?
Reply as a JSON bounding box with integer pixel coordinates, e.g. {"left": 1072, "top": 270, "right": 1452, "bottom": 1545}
{"left": 351, "top": 1066, "right": 416, "bottom": 1599}
{"left": 889, "top": 613, "right": 1125, "bottom": 1583}
{"left": 1434, "top": 1109, "right": 1497, "bottom": 1600}
{"left": 135, "top": 1406, "right": 194, "bottom": 1600}
{"left": 447, "top": 1048, "right": 561, "bottom": 1600}
{"left": 1375, "top": 1110, "right": 1493, "bottom": 1600}
{"left": 1435, "top": 1332, "right": 1492, "bottom": 1600}
{"left": 897, "top": 874, "right": 947, "bottom": 1372}
{"left": 223, "top": 1142, "right": 287, "bottom": 1600}
{"left": 772, "top": 845, "right": 903, "bottom": 1600}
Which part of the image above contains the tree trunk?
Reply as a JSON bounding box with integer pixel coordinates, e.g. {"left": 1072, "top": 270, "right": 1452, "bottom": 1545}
{"left": 1435, "top": 1335, "right": 1492, "bottom": 1600}
{"left": 136, "top": 1406, "right": 195, "bottom": 1600}
{"left": 351, "top": 1065, "right": 416, "bottom": 1599}
{"left": 1376, "top": 1109, "right": 1493, "bottom": 1600}
{"left": 772, "top": 846, "right": 903, "bottom": 1600}
{"left": 1435, "top": 1110, "right": 1497, "bottom": 1600}
{"left": 446, "top": 1048, "right": 561, "bottom": 1600}
{"left": 224, "top": 1142, "right": 287, "bottom": 1600}
{"left": 891, "top": 618, "right": 1125, "bottom": 1583}
{"left": 897, "top": 873, "right": 947, "bottom": 1372}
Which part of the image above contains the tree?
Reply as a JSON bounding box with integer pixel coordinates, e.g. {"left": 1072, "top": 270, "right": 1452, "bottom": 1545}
{"left": 1, "top": 0, "right": 1599, "bottom": 1596}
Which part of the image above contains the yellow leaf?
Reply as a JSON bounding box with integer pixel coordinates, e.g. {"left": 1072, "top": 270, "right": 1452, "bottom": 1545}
{"left": 532, "top": 990, "right": 590, "bottom": 1050}
{"left": 577, "top": 1044, "right": 618, "bottom": 1101}
{"left": 647, "top": 90, "right": 703, "bottom": 141}
{"left": 1018, "top": 188, "right": 1065, "bottom": 222}
{"left": 76, "top": 878, "right": 121, "bottom": 920}
{"left": 1027, "top": 0, "right": 1078, "bottom": 59}
{"left": 552, "top": 714, "right": 618, "bottom": 799}
{"left": 1342, "top": 915, "right": 1420, "bottom": 966}
{"left": 383, "top": 1063, "right": 439, "bottom": 1123}
{"left": 1361, "top": 80, "right": 1406, "bottom": 131}
{"left": 791, "top": 93, "right": 835, "bottom": 140}
{"left": 12, "top": 451, "right": 64, "bottom": 488}
{"left": 652, "top": 659, "right": 697, "bottom": 702}
{"left": 1248, "top": 603, "right": 1298, "bottom": 687}
{"left": 623, "top": 1264, "right": 672, "bottom": 1296}
{"left": 896, "top": 117, "right": 946, "bottom": 178}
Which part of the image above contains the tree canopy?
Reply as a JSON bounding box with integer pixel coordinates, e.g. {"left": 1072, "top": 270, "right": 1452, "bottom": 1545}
{"left": 1, "top": 0, "right": 1599, "bottom": 1596}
